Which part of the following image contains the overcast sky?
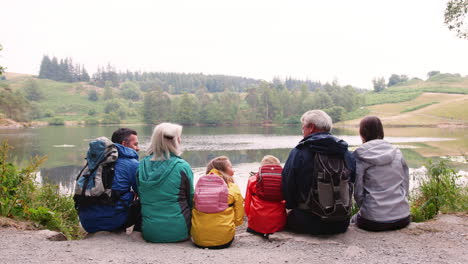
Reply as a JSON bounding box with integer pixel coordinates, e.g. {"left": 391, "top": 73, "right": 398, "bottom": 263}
{"left": 1, "top": 0, "right": 467, "bottom": 88}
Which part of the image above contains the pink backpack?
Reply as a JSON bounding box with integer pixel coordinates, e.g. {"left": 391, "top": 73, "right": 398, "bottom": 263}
{"left": 194, "top": 174, "right": 229, "bottom": 213}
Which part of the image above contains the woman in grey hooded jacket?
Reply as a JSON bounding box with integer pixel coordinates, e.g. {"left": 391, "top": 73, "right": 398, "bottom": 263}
{"left": 353, "top": 116, "right": 410, "bottom": 231}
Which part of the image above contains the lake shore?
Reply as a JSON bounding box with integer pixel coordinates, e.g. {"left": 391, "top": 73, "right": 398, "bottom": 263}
{"left": 1, "top": 214, "right": 467, "bottom": 263}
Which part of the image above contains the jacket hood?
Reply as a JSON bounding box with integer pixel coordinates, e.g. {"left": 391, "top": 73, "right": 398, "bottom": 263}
{"left": 297, "top": 132, "right": 349, "bottom": 155}
{"left": 115, "top": 143, "right": 139, "bottom": 159}
{"left": 139, "top": 154, "right": 183, "bottom": 185}
{"left": 354, "top": 139, "right": 396, "bottom": 165}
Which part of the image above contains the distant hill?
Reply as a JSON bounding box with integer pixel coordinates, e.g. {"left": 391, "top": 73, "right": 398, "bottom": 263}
{"left": 1, "top": 71, "right": 467, "bottom": 127}
{"left": 341, "top": 74, "right": 468, "bottom": 127}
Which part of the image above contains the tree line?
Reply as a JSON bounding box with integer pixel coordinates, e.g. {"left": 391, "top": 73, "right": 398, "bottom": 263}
{"left": 140, "top": 81, "right": 363, "bottom": 125}
{"left": 39, "top": 55, "right": 90, "bottom": 82}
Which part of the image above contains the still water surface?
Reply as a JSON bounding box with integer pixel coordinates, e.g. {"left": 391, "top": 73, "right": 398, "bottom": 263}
{"left": 0, "top": 125, "right": 463, "bottom": 196}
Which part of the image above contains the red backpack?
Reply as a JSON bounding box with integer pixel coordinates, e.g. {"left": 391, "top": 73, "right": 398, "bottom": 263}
{"left": 255, "top": 164, "right": 283, "bottom": 202}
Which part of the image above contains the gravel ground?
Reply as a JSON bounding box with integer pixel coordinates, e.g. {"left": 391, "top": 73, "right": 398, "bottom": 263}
{"left": 1, "top": 214, "right": 467, "bottom": 264}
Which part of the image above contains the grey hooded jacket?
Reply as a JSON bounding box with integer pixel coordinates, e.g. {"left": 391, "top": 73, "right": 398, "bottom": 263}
{"left": 354, "top": 139, "right": 410, "bottom": 222}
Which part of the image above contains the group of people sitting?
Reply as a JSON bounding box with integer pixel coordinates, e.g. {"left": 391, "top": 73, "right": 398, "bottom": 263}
{"left": 76, "top": 109, "right": 410, "bottom": 249}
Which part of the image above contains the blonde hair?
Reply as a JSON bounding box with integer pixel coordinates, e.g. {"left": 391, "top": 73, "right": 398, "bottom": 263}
{"left": 261, "top": 155, "right": 280, "bottom": 166}
{"left": 206, "top": 156, "right": 234, "bottom": 184}
{"left": 147, "top": 122, "right": 183, "bottom": 161}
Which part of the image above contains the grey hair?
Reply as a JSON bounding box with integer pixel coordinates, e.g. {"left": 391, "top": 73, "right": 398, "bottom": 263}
{"left": 147, "top": 122, "right": 183, "bottom": 161}
{"left": 300, "top": 110, "right": 333, "bottom": 132}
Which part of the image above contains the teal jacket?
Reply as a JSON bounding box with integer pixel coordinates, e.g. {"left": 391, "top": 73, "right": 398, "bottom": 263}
{"left": 137, "top": 154, "right": 194, "bottom": 243}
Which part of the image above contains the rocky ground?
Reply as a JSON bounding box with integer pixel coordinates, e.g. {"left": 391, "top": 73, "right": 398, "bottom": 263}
{"left": 1, "top": 214, "right": 467, "bottom": 264}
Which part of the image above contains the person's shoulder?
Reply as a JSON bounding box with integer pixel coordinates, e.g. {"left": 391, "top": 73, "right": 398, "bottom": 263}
{"left": 228, "top": 182, "right": 241, "bottom": 193}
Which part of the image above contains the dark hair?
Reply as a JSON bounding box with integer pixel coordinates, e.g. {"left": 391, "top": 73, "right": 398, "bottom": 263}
{"left": 111, "top": 128, "right": 137, "bottom": 144}
{"left": 359, "top": 116, "right": 384, "bottom": 143}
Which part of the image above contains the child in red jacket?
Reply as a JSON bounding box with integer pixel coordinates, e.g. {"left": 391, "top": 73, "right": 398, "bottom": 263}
{"left": 245, "top": 155, "right": 286, "bottom": 238}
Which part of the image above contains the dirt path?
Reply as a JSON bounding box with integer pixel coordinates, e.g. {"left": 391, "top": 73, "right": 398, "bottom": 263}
{"left": 1, "top": 214, "right": 467, "bottom": 264}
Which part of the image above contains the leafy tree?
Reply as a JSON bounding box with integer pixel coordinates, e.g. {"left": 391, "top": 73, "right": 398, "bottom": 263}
{"left": 87, "top": 90, "right": 99, "bottom": 101}
{"left": 0, "top": 84, "right": 31, "bottom": 121}
{"left": 388, "top": 74, "right": 409, "bottom": 87}
{"left": 324, "top": 106, "right": 346, "bottom": 122}
{"left": 444, "top": 0, "right": 468, "bottom": 38}
{"left": 175, "top": 93, "right": 198, "bottom": 125}
{"left": 427, "top": 71, "right": 440, "bottom": 79}
{"left": 23, "top": 79, "right": 44, "bottom": 101}
{"left": 313, "top": 91, "right": 334, "bottom": 109}
{"left": 101, "top": 113, "right": 120, "bottom": 124}
{"left": 103, "top": 81, "right": 114, "bottom": 100}
{"left": 142, "top": 88, "right": 172, "bottom": 124}
{"left": 372, "top": 77, "right": 386, "bottom": 92}
{"left": 120, "top": 82, "right": 141, "bottom": 100}
{"left": 104, "top": 100, "right": 122, "bottom": 114}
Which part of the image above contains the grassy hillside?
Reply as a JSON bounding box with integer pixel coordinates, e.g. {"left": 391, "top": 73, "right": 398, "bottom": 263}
{"left": 364, "top": 74, "right": 468, "bottom": 106}
{"left": 1, "top": 72, "right": 467, "bottom": 127}
{"left": 1, "top": 73, "right": 142, "bottom": 124}
{"left": 342, "top": 93, "right": 468, "bottom": 127}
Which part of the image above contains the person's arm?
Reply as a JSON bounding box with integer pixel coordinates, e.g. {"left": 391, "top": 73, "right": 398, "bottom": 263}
{"left": 113, "top": 159, "right": 139, "bottom": 196}
{"left": 244, "top": 176, "right": 255, "bottom": 216}
{"left": 401, "top": 155, "right": 410, "bottom": 197}
{"left": 180, "top": 163, "right": 195, "bottom": 209}
{"left": 282, "top": 149, "right": 300, "bottom": 209}
{"left": 232, "top": 184, "right": 244, "bottom": 226}
{"left": 353, "top": 154, "right": 366, "bottom": 208}
{"left": 345, "top": 151, "right": 357, "bottom": 183}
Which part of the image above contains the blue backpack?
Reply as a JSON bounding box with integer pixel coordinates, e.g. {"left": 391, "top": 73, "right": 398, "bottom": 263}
{"left": 73, "top": 137, "right": 119, "bottom": 209}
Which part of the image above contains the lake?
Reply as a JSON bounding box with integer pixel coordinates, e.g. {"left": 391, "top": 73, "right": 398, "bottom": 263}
{"left": 0, "top": 124, "right": 466, "bottom": 196}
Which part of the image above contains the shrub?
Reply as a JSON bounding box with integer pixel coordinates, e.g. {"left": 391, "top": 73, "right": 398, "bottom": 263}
{"left": 84, "top": 117, "right": 99, "bottom": 125}
{"left": 87, "top": 90, "right": 98, "bottom": 101}
{"left": 44, "top": 110, "right": 55, "bottom": 118}
{"left": 0, "top": 141, "right": 83, "bottom": 239}
{"left": 87, "top": 109, "right": 97, "bottom": 116}
{"left": 49, "top": 117, "right": 65, "bottom": 126}
{"left": 410, "top": 160, "right": 468, "bottom": 222}
{"left": 101, "top": 113, "right": 120, "bottom": 124}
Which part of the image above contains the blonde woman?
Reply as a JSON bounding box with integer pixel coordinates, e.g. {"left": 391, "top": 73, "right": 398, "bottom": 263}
{"left": 191, "top": 156, "right": 244, "bottom": 249}
{"left": 137, "top": 123, "right": 194, "bottom": 243}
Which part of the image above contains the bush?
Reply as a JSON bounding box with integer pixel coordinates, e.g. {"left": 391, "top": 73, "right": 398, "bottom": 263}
{"left": 0, "top": 141, "right": 83, "bottom": 239}
{"left": 410, "top": 160, "right": 468, "bottom": 222}
{"left": 44, "top": 110, "right": 55, "bottom": 118}
{"left": 87, "top": 109, "right": 97, "bottom": 116}
{"left": 84, "top": 117, "right": 99, "bottom": 125}
{"left": 87, "top": 90, "right": 98, "bottom": 101}
{"left": 49, "top": 117, "right": 65, "bottom": 126}
{"left": 101, "top": 113, "right": 120, "bottom": 124}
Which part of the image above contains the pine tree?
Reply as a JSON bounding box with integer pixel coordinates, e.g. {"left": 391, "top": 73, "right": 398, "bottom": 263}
{"left": 38, "top": 55, "right": 52, "bottom": 79}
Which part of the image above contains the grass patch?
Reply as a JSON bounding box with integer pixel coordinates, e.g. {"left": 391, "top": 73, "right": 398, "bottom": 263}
{"left": 0, "top": 140, "right": 83, "bottom": 239}
{"left": 401, "top": 102, "right": 439, "bottom": 113}
{"left": 410, "top": 160, "right": 468, "bottom": 222}
{"left": 342, "top": 107, "right": 370, "bottom": 121}
{"left": 364, "top": 91, "right": 421, "bottom": 106}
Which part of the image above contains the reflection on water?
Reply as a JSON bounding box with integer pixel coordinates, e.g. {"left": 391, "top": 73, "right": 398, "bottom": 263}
{"left": 1, "top": 125, "right": 466, "bottom": 196}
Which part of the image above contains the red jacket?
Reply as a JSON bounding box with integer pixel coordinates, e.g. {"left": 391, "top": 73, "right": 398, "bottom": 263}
{"left": 245, "top": 169, "right": 286, "bottom": 234}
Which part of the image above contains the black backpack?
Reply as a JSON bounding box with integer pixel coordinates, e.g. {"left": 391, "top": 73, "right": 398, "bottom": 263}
{"left": 301, "top": 152, "right": 353, "bottom": 222}
{"left": 73, "top": 137, "right": 121, "bottom": 210}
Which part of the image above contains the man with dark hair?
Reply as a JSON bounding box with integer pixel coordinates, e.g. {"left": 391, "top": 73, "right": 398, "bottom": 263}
{"left": 282, "top": 110, "right": 356, "bottom": 235}
{"left": 78, "top": 128, "right": 140, "bottom": 233}
{"left": 111, "top": 128, "right": 140, "bottom": 152}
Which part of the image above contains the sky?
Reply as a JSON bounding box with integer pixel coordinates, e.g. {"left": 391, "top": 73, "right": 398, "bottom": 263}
{"left": 1, "top": 0, "right": 467, "bottom": 89}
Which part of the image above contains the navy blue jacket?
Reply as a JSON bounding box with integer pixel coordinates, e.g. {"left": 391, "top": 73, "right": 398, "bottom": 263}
{"left": 79, "top": 144, "right": 139, "bottom": 233}
{"left": 282, "top": 132, "right": 356, "bottom": 209}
